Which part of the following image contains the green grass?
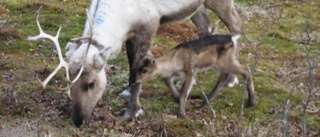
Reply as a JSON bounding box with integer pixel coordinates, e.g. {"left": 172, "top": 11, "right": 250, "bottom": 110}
{"left": 0, "top": 0, "right": 319, "bottom": 136}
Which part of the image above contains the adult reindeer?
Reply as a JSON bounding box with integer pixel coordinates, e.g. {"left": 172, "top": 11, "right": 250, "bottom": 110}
{"left": 29, "top": 0, "right": 242, "bottom": 127}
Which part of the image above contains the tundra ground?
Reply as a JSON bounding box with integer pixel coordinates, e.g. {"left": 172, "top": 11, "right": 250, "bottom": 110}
{"left": 0, "top": 0, "right": 319, "bottom": 136}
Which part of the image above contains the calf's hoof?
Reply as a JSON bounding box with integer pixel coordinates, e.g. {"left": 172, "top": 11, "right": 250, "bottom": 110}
{"left": 197, "top": 100, "right": 208, "bottom": 109}
{"left": 176, "top": 112, "right": 187, "bottom": 119}
{"left": 172, "top": 94, "right": 180, "bottom": 103}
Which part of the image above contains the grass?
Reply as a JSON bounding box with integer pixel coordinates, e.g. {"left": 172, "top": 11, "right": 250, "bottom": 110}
{"left": 0, "top": 0, "right": 319, "bottom": 136}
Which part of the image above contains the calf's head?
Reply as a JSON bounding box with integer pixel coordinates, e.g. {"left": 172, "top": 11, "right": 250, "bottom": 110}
{"left": 136, "top": 57, "right": 159, "bottom": 83}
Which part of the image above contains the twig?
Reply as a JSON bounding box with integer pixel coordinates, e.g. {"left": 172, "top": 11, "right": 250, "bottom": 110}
{"left": 162, "top": 122, "right": 168, "bottom": 137}
{"left": 197, "top": 84, "right": 216, "bottom": 119}
{"left": 243, "top": 34, "right": 259, "bottom": 73}
{"left": 37, "top": 118, "right": 41, "bottom": 137}
{"left": 235, "top": 77, "right": 247, "bottom": 136}
{"left": 282, "top": 85, "right": 295, "bottom": 137}
{"left": 301, "top": 25, "right": 314, "bottom": 137}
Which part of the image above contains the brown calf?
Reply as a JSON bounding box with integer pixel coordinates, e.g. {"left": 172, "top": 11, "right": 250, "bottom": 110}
{"left": 136, "top": 34, "right": 255, "bottom": 117}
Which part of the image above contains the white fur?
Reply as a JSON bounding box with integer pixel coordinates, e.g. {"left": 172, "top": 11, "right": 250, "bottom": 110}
{"left": 95, "top": 68, "right": 107, "bottom": 96}
{"left": 231, "top": 34, "right": 241, "bottom": 47}
{"left": 65, "top": 42, "right": 79, "bottom": 61}
{"left": 80, "top": 0, "right": 207, "bottom": 62}
{"left": 187, "top": 76, "right": 195, "bottom": 97}
{"left": 154, "top": 0, "right": 203, "bottom": 21}
{"left": 123, "top": 108, "right": 144, "bottom": 120}
{"left": 227, "top": 76, "right": 239, "bottom": 87}
{"left": 135, "top": 109, "right": 144, "bottom": 117}
{"left": 68, "top": 43, "right": 99, "bottom": 69}
{"left": 119, "top": 88, "right": 131, "bottom": 97}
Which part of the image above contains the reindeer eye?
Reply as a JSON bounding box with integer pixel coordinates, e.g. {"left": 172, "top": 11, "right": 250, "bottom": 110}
{"left": 88, "top": 82, "right": 95, "bottom": 89}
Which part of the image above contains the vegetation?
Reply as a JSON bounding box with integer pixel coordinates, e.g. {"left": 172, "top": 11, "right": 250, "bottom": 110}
{"left": 0, "top": 0, "right": 319, "bottom": 136}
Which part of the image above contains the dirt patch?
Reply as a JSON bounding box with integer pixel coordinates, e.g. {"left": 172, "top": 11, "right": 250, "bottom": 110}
{"left": 158, "top": 22, "right": 198, "bottom": 43}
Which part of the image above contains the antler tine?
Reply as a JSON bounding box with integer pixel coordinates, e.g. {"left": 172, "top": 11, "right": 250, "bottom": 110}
{"left": 54, "top": 77, "right": 73, "bottom": 98}
{"left": 28, "top": 7, "right": 70, "bottom": 89}
{"left": 71, "top": 36, "right": 91, "bottom": 42}
{"left": 64, "top": 9, "right": 94, "bottom": 96}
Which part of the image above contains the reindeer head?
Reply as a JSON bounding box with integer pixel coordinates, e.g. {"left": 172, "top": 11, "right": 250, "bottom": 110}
{"left": 136, "top": 57, "right": 159, "bottom": 83}
{"left": 66, "top": 42, "right": 107, "bottom": 127}
{"left": 28, "top": 8, "right": 108, "bottom": 127}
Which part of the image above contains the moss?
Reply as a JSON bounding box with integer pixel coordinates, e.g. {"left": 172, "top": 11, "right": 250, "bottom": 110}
{"left": 167, "top": 120, "right": 208, "bottom": 137}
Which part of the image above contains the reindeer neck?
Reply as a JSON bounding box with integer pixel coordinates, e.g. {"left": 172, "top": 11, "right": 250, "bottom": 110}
{"left": 83, "top": 0, "right": 132, "bottom": 60}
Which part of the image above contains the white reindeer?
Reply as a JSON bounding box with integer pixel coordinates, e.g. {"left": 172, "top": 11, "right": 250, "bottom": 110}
{"left": 28, "top": 0, "right": 243, "bottom": 126}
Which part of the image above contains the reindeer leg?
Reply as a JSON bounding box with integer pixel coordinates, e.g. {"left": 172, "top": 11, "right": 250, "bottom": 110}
{"left": 118, "top": 40, "right": 136, "bottom": 98}
{"left": 123, "top": 41, "right": 147, "bottom": 120}
{"left": 123, "top": 23, "right": 159, "bottom": 121}
{"left": 205, "top": 0, "right": 242, "bottom": 34}
{"left": 193, "top": 0, "right": 242, "bottom": 88}
{"left": 199, "top": 73, "right": 229, "bottom": 108}
{"left": 191, "top": 6, "right": 213, "bottom": 37}
{"left": 123, "top": 40, "right": 147, "bottom": 120}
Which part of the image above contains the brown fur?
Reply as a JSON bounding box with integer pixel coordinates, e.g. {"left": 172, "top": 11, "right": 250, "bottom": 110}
{"left": 136, "top": 34, "right": 255, "bottom": 117}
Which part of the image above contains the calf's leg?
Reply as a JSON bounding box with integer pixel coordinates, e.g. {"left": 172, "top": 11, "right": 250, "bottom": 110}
{"left": 199, "top": 73, "right": 230, "bottom": 107}
{"left": 165, "top": 76, "right": 180, "bottom": 103}
{"left": 194, "top": 0, "right": 243, "bottom": 88}
{"left": 178, "top": 71, "right": 195, "bottom": 118}
{"left": 223, "top": 63, "right": 255, "bottom": 107}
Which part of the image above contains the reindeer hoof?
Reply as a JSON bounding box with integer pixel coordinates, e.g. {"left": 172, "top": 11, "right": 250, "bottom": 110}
{"left": 122, "top": 107, "right": 144, "bottom": 121}
{"left": 119, "top": 86, "right": 131, "bottom": 100}
{"left": 246, "top": 101, "right": 255, "bottom": 108}
{"left": 172, "top": 94, "right": 180, "bottom": 103}
{"left": 177, "top": 113, "right": 187, "bottom": 119}
{"left": 226, "top": 76, "right": 239, "bottom": 87}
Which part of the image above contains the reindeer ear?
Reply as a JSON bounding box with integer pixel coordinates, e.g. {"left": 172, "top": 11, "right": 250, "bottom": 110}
{"left": 65, "top": 42, "right": 79, "bottom": 61}
{"left": 93, "top": 47, "right": 111, "bottom": 70}
{"left": 93, "top": 53, "right": 105, "bottom": 70}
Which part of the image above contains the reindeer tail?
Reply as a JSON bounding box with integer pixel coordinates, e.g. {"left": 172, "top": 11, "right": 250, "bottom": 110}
{"left": 231, "top": 34, "right": 241, "bottom": 47}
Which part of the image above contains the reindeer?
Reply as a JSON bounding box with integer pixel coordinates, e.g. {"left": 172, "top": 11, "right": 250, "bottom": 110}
{"left": 28, "top": 0, "right": 243, "bottom": 126}
{"left": 135, "top": 34, "right": 255, "bottom": 117}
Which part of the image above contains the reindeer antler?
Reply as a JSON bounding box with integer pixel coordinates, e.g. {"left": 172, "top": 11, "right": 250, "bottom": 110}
{"left": 28, "top": 6, "right": 71, "bottom": 89}
{"left": 28, "top": 7, "right": 89, "bottom": 98}
{"left": 57, "top": 9, "right": 95, "bottom": 92}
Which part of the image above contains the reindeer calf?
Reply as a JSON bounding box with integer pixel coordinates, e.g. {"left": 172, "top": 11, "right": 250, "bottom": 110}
{"left": 136, "top": 34, "right": 255, "bottom": 117}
